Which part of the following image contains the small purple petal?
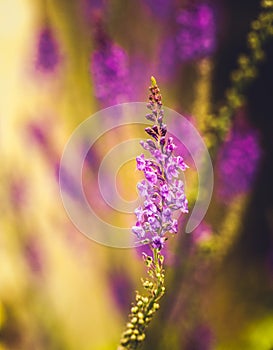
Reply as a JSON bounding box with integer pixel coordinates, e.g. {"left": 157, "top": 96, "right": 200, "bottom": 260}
{"left": 151, "top": 235, "right": 165, "bottom": 250}
{"left": 137, "top": 180, "right": 149, "bottom": 197}
{"left": 136, "top": 154, "right": 146, "bottom": 170}
{"left": 132, "top": 225, "right": 145, "bottom": 238}
{"left": 145, "top": 169, "right": 157, "bottom": 184}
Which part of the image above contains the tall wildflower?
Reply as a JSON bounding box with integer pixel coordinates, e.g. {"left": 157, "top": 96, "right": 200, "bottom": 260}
{"left": 118, "top": 77, "right": 188, "bottom": 349}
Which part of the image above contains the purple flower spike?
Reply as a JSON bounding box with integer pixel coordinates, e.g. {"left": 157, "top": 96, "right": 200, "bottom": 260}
{"left": 133, "top": 77, "right": 188, "bottom": 248}
{"left": 120, "top": 78, "right": 189, "bottom": 348}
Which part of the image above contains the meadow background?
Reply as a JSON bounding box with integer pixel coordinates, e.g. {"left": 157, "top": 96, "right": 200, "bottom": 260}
{"left": 0, "top": 0, "right": 273, "bottom": 349}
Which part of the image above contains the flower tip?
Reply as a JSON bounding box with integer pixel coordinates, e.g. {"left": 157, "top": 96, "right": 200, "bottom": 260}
{"left": 150, "top": 76, "right": 157, "bottom": 87}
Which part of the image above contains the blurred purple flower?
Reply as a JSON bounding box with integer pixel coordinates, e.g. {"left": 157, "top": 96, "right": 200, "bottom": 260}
{"left": 191, "top": 221, "right": 212, "bottom": 245}
{"left": 217, "top": 117, "right": 261, "bottom": 203}
{"left": 185, "top": 324, "right": 214, "bottom": 350}
{"left": 27, "top": 121, "right": 48, "bottom": 147}
{"left": 80, "top": 0, "right": 107, "bottom": 24}
{"left": 90, "top": 21, "right": 130, "bottom": 107}
{"left": 24, "top": 237, "right": 44, "bottom": 276}
{"left": 91, "top": 44, "right": 130, "bottom": 106}
{"left": 109, "top": 271, "right": 133, "bottom": 312}
{"left": 55, "top": 162, "right": 83, "bottom": 201}
{"left": 157, "top": 37, "right": 179, "bottom": 80}
{"left": 142, "top": 0, "right": 175, "bottom": 19}
{"left": 35, "top": 27, "right": 60, "bottom": 72}
{"left": 10, "top": 177, "right": 27, "bottom": 212}
{"left": 84, "top": 0, "right": 105, "bottom": 12}
{"left": 26, "top": 119, "right": 57, "bottom": 164}
{"left": 176, "top": 3, "right": 216, "bottom": 61}
{"left": 26, "top": 121, "right": 82, "bottom": 202}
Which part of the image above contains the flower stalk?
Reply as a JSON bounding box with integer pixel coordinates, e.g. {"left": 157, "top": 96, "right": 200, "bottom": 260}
{"left": 118, "top": 77, "right": 188, "bottom": 349}
{"left": 118, "top": 249, "right": 165, "bottom": 349}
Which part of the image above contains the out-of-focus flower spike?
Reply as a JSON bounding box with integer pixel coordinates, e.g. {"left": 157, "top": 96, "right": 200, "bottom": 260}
{"left": 90, "top": 17, "right": 130, "bottom": 107}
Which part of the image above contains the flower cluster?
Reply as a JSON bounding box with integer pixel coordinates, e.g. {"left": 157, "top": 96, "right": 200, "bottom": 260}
{"left": 132, "top": 77, "right": 188, "bottom": 250}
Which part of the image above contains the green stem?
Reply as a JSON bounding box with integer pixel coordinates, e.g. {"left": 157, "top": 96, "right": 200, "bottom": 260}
{"left": 118, "top": 249, "right": 165, "bottom": 350}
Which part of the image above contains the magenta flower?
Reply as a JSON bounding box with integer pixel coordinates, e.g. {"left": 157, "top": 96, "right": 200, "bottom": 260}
{"left": 133, "top": 77, "right": 188, "bottom": 248}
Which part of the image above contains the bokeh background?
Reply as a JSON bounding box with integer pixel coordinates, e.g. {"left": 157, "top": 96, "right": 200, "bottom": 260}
{"left": 1, "top": 0, "right": 273, "bottom": 349}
